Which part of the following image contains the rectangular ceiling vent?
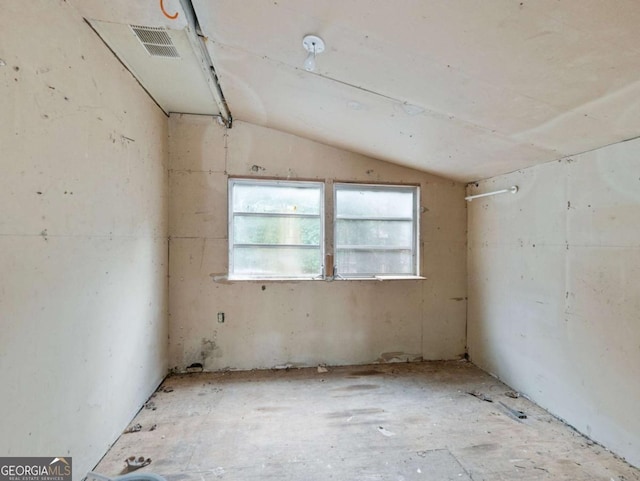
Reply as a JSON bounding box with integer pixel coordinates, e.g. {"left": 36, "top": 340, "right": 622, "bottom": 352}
{"left": 130, "top": 25, "right": 180, "bottom": 59}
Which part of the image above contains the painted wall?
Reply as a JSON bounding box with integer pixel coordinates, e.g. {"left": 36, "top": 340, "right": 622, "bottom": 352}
{"left": 0, "top": 3, "right": 169, "bottom": 479}
{"left": 467, "top": 140, "right": 640, "bottom": 467}
{"left": 168, "top": 115, "right": 467, "bottom": 371}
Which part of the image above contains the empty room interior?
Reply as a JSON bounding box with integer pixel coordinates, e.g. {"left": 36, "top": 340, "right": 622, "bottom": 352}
{"left": 2, "top": 1, "right": 640, "bottom": 480}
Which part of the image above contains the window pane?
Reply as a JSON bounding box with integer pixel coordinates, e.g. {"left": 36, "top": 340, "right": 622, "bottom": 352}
{"left": 233, "top": 184, "right": 321, "bottom": 215}
{"left": 230, "top": 180, "right": 323, "bottom": 278}
{"left": 335, "top": 219, "right": 412, "bottom": 247}
{"left": 334, "top": 184, "right": 418, "bottom": 277}
{"left": 335, "top": 249, "right": 414, "bottom": 275}
{"left": 234, "top": 215, "right": 321, "bottom": 245}
{"left": 233, "top": 246, "right": 322, "bottom": 276}
{"left": 336, "top": 188, "right": 414, "bottom": 218}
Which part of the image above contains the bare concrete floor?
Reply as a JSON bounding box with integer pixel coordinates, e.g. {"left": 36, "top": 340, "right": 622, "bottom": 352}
{"left": 94, "top": 361, "right": 639, "bottom": 481}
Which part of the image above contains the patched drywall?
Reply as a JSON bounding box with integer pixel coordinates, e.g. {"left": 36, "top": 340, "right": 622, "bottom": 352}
{"left": 467, "top": 140, "right": 640, "bottom": 467}
{"left": 168, "top": 115, "right": 467, "bottom": 371}
{"left": 0, "top": 3, "right": 168, "bottom": 479}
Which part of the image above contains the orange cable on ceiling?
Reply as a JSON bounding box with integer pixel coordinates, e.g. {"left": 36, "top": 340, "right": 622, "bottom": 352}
{"left": 160, "top": 0, "right": 179, "bottom": 20}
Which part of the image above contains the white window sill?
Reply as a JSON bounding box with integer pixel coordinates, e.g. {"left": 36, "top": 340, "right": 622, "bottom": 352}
{"left": 332, "top": 275, "right": 425, "bottom": 281}
{"left": 220, "top": 275, "right": 426, "bottom": 282}
{"left": 226, "top": 276, "right": 323, "bottom": 281}
{"left": 375, "top": 275, "right": 426, "bottom": 281}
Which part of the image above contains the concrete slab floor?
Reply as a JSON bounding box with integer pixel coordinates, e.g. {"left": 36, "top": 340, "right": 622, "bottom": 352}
{"left": 93, "top": 361, "right": 639, "bottom": 481}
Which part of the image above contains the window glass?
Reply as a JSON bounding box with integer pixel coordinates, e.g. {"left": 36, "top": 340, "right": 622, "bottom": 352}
{"left": 229, "top": 180, "right": 323, "bottom": 279}
{"left": 335, "top": 219, "right": 413, "bottom": 247}
{"left": 335, "top": 184, "right": 418, "bottom": 277}
{"left": 335, "top": 189, "right": 414, "bottom": 218}
{"left": 229, "top": 180, "right": 419, "bottom": 280}
{"left": 233, "top": 246, "right": 321, "bottom": 276}
{"left": 335, "top": 249, "right": 414, "bottom": 275}
{"left": 234, "top": 216, "right": 321, "bottom": 245}
{"left": 233, "top": 184, "right": 320, "bottom": 215}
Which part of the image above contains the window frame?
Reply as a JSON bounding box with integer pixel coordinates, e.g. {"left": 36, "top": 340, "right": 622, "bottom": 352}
{"left": 228, "top": 178, "right": 325, "bottom": 280}
{"left": 227, "top": 178, "right": 422, "bottom": 281}
{"left": 333, "top": 182, "right": 420, "bottom": 279}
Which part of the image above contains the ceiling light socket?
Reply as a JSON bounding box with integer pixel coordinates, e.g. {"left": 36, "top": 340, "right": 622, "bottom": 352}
{"left": 303, "top": 35, "right": 325, "bottom": 54}
{"left": 302, "top": 34, "right": 325, "bottom": 72}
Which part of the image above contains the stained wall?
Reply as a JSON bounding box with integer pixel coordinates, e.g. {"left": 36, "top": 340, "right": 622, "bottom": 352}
{"left": 0, "top": 3, "right": 169, "bottom": 478}
{"left": 467, "top": 139, "right": 640, "bottom": 467}
{"left": 168, "top": 115, "right": 468, "bottom": 371}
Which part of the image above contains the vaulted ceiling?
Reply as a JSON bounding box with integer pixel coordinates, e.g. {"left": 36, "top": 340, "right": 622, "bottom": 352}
{"left": 78, "top": 0, "right": 640, "bottom": 182}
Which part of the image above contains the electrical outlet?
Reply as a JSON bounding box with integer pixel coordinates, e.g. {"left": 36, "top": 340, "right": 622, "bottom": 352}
{"left": 217, "top": 312, "right": 225, "bottom": 323}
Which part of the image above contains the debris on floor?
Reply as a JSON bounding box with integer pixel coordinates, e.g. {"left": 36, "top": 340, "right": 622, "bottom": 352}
{"left": 377, "top": 426, "right": 396, "bottom": 437}
{"left": 124, "top": 456, "right": 151, "bottom": 471}
{"left": 274, "top": 363, "right": 293, "bottom": 370}
{"left": 93, "top": 363, "right": 640, "bottom": 481}
{"left": 186, "top": 363, "right": 204, "bottom": 373}
{"left": 144, "top": 401, "right": 156, "bottom": 410}
{"left": 317, "top": 365, "right": 329, "bottom": 373}
{"left": 499, "top": 401, "right": 527, "bottom": 419}
{"left": 467, "top": 391, "right": 493, "bottom": 402}
{"left": 123, "top": 423, "right": 142, "bottom": 434}
{"left": 504, "top": 390, "right": 520, "bottom": 399}
{"left": 149, "top": 424, "right": 157, "bottom": 431}
{"left": 161, "top": 387, "right": 174, "bottom": 393}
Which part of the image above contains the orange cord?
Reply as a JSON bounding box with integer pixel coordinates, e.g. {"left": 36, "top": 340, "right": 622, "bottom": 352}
{"left": 160, "top": 0, "right": 179, "bottom": 20}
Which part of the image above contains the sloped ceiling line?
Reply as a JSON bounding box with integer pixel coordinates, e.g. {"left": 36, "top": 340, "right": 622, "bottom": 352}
{"left": 180, "top": 0, "right": 232, "bottom": 126}
{"left": 72, "top": 0, "right": 640, "bottom": 180}
{"left": 205, "top": 38, "right": 566, "bottom": 148}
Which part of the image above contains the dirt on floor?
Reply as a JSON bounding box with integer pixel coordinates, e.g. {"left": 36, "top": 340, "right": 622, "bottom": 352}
{"left": 93, "top": 361, "right": 640, "bottom": 481}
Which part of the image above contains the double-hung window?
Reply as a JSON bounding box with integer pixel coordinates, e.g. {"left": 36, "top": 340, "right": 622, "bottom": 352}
{"left": 229, "top": 179, "right": 419, "bottom": 280}
{"left": 229, "top": 179, "right": 324, "bottom": 279}
{"left": 334, "top": 184, "right": 419, "bottom": 278}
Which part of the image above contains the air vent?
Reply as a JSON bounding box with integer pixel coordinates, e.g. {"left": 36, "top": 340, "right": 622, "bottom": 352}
{"left": 130, "top": 25, "right": 180, "bottom": 58}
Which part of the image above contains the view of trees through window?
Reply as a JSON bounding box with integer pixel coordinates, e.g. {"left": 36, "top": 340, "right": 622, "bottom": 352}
{"left": 229, "top": 179, "right": 418, "bottom": 279}
{"left": 230, "top": 181, "right": 323, "bottom": 277}
{"left": 335, "top": 185, "right": 417, "bottom": 276}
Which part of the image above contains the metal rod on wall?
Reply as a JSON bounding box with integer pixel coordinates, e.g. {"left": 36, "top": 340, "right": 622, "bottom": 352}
{"left": 465, "top": 185, "right": 518, "bottom": 202}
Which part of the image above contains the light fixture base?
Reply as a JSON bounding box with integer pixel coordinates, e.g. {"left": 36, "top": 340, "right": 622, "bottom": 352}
{"left": 302, "top": 35, "right": 325, "bottom": 54}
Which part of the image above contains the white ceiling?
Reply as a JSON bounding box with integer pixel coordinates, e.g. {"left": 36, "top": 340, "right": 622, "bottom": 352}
{"left": 78, "top": 0, "right": 640, "bottom": 182}
{"left": 89, "top": 19, "right": 221, "bottom": 116}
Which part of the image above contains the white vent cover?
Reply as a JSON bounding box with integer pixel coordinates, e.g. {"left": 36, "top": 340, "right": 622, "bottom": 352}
{"left": 130, "top": 25, "right": 180, "bottom": 59}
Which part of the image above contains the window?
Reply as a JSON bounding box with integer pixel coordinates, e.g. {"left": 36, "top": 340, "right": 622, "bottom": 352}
{"left": 229, "top": 179, "right": 324, "bottom": 279}
{"left": 334, "top": 184, "right": 419, "bottom": 278}
{"left": 229, "top": 179, "right": 419, "bottom": 280}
